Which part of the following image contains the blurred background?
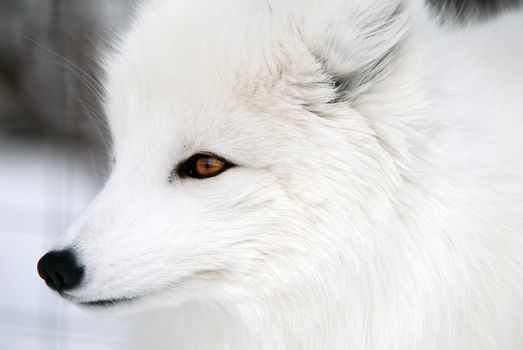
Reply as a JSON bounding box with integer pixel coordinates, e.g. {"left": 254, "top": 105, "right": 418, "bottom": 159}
{"left": 0, "top": 1, "right": 134, "bottom": 349}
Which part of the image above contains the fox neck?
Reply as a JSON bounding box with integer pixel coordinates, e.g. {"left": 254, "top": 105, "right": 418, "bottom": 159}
{"left": 171, "top": 290, "right": 353, "bottom": 350}
{"left": 124, "top": 291, "right": 349, "bottom": 350}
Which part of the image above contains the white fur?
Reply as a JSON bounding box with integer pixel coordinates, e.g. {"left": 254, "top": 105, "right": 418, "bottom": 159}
{"left": 50, "top": 0, "right": 523, "bottom": 349}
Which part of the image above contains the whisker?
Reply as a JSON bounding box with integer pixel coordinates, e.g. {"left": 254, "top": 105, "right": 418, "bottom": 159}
{"left": 75, "top": 100, "right": 111, "bottom": 153}
{"left": 20, "top": 33, "right": 105, "bottom": 100}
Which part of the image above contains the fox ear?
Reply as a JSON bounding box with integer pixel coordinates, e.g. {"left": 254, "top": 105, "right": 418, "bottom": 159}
{"left": 297, "top": 0, "right": 410, "bottom": 83}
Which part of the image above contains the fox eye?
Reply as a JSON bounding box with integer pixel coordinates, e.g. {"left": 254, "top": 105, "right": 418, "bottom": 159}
{"left": 174, "top": 153, "right": 234, "bottom": 180}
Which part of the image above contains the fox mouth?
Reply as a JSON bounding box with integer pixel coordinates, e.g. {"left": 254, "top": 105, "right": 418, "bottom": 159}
{"left": 78, "top": 296, "right": 136, "bottom": 307}
{"left": 68, "top": 270, "right": 223, "bottom": 307}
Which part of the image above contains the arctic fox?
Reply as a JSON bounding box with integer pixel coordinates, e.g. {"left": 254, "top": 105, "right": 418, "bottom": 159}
{"left": 37, "top": 0, "right": 523, "bottom": 349}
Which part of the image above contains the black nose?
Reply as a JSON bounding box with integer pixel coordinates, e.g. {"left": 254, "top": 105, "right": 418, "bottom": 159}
{"left": 37, "top": 250, "right": 83, "bottom": 292}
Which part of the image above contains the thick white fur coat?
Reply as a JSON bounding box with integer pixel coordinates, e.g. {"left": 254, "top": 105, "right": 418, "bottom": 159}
{"left": 51, "top": 0, "right": 523, "bottom": 349}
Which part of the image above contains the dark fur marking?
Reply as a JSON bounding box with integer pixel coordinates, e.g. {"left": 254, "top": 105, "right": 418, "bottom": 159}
{"left": 427, "top": 0, "right": 523, "bottom": 22}
{"left": 328, "top": 45, "right": 398, "bottom": 104}
{"left": 323, "top": 3, "right": 405, "bottom": 105}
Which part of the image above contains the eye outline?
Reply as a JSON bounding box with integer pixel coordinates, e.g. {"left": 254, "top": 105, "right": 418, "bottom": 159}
{"left": 171, "top": 152, "right": 235, "bottom": 181}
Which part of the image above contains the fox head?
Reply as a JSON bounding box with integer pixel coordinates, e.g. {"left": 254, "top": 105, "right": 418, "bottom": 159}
{"left": 38, "top": 0, "right": 425, "bottom": 323}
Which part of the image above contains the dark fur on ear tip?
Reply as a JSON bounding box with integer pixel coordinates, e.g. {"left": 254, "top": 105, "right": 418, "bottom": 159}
{"left": 427, "top": 0, "right": 523, "bottom": 23}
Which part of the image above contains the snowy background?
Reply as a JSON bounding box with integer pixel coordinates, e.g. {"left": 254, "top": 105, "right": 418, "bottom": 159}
{"left": 0, "top": 136, "right": 116, "bottom": 349}
{"left": 0, "top": 1, "right": 133, "bottom": 349}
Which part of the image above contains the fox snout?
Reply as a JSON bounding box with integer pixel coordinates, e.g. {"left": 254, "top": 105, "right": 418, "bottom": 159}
{"left": 37, "top": 250, "right": 84, "bottom": 293}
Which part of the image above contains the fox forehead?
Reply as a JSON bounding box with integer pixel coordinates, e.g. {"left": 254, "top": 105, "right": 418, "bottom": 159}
{"left": 103, "top": 44, "right": 319, "bottom": 162}
{"left": 101, "top": 0, "right": 402, "bottom": 168}
{"left": 101, "top": 0, "right": 383, "bottom": 123}
{"left": 102, "top": 10, "right": 290, "bottom": 158}
{"left": 102, "top": 2, "right": 282, "bottom": 111}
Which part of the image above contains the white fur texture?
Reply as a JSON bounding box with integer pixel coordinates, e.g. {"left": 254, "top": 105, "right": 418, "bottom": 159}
{"left": 50, "top": 0, "right": 523, "bottom": 349}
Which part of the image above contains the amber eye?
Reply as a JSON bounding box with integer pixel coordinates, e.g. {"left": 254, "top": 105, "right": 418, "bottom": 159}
{"left": 174, "top": 153, "right": 234, "bottom": 180}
